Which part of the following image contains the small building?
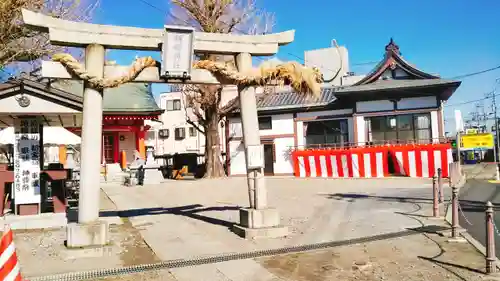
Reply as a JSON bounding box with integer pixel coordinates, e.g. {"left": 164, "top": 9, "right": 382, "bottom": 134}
{"left": 0, "top": 78, "right": 163, "bottom": 216}
{"left": 145, "top": 43, "right": 354, "bottom": 158}
{"left": 148, "top": 85, "right": 239, "bottom": 156}
{"left": 59, "top": 82, "right": 163, "bottom": 164}
{"left": 225, "top": 39, "right": 461, "bottom": 176}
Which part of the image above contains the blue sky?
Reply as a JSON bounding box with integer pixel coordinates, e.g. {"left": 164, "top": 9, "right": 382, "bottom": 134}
{"left": 95, "top": 0, "right": 500, "bottom": 133}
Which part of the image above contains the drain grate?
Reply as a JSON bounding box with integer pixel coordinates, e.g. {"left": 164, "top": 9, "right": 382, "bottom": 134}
{"left": 28, "top": 225, "right": 448, "bottom": 281}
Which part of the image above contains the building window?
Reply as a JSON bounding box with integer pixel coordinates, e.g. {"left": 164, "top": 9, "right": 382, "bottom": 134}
{"left": 159, "top": 129, "right": 169, "bottom": 139}
{"left": 258, "top": 117, "right": 272, "bottom": 130}
{"left": 365, "top": 113, "right": 431, "bottom": 144}
{"left": 166, "top": 99, "right": 181, "bottom": 111}
{"left": 175, "top": 127, "right": 185, "bottom": 140}
{"left": 189, "top": 127, "right": 197, "bottom": 137}
{"left": 305, "top": 119, "right": 349, "bottom": 148}
{"left": 146, "top": 131, "right": 156, "bottom": 141}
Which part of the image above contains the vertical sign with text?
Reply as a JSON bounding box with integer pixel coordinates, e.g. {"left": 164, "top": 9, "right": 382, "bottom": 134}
{"left": 161, "top": 26, "right": 194, "bottom": 78}
{"left": 13, "top": 117, "right": 41, "bottom": 205}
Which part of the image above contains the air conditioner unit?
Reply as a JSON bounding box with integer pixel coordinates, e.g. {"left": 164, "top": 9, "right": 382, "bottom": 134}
{"left": 158, "top": 129, "right": 169, "bottom": 139}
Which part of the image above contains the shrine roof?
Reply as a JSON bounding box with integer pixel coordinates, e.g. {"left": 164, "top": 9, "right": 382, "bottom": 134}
{"left": 334, "top": 79, "right": 461, "bottom": 95}
{"left": 0, "top": 78, "right": 82, "bottom": 105}
{"left": 224, "top": 39, "right": 463, "bottom": 115}
{"left": 52, "top": 81, "right": 163, "bottom": 115}
{"left": 353, "top": 38, "right": 441, "bottom": 85}
{"left": 226, "top": 78, "right": 460, "bottom": 114}
{"left": 225, "top": 87, "right": 338, "bottom": 113}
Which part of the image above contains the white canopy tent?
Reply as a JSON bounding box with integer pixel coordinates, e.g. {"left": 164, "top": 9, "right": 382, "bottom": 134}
{"left": 0, "top": 127, "right": 81, "bottom": 145}
{"left": 0, "top": 127, "right": 81, "bottom": 164}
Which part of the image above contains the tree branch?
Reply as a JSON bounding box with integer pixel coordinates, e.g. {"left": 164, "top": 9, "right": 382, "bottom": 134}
{"left": 186, "top": 118, "right": 205, "bottom": 135}
{"left": 0, "top": 0, "right": 99, "bottom": 71}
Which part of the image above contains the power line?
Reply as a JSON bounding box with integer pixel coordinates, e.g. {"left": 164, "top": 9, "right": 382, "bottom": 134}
{"left": 444, "top": 90, "right": 495, "bottom": 108}
{"left": 134, "top": 0, "right": 352, "bottom": 76}
{"left": 449, "top": 65, "right": 500, "bottom": 80}
{"left": 352, "top": 61, "right": 379, "bottom": 66}
{"left": 136, "top": 0, "right": 500, "bottom": 86}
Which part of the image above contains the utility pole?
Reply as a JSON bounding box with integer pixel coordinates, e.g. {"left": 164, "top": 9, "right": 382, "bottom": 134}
{"left": 490, "top": 88, "right": 500, "bottom": 180}
{"left": 481, "top": 102, "right": 487, "bottom": 132}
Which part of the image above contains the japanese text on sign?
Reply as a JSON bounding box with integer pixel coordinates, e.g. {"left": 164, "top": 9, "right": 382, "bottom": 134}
{"left": 161, "top": 26, "right": 194, "bottom": 78}
{"left": 13, "top": 118, "right": 41, "bottom": 205}
{"left": 461, "top": 133, "right": 494, "bottom": 149}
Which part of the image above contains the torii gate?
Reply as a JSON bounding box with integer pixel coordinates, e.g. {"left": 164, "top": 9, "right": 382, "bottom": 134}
{"left": 21, "top": 9, "right": 321, "bottom": 247}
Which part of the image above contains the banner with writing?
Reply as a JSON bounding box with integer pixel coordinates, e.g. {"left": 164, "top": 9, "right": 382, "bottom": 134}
{"left": 13, "top": 118, "right": 41, "bottom": 205}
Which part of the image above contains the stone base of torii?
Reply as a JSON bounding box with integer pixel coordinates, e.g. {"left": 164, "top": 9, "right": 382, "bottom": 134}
{"left": 21, "top": 9, "right": 321, "bottom": 248}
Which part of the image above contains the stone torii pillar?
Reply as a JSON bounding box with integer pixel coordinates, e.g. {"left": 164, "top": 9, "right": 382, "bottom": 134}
{"left": 21, "top": 9, "right": 297, "bottom": 246}
{"left": 232, "top": 53, "right": 287, "bottom": 239}
{"left": 65, "top": 44, "right": 108, "bottom": 248}
{"left": 78, "top": 45, "right": 105, "bottom": 223}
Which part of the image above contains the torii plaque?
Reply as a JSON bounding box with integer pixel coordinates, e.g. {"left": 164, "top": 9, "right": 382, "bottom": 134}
{"left": 21, "top": 9, "right": 322, "bottom": 246}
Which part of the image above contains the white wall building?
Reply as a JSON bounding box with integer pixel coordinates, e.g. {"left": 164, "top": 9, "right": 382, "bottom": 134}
{"left": 146, "top": 85, "right": 241, "bottom": 156}
{"left": 146, "top": 42, "right": 356, "bottom": 156}
{"left": 147, "top": 39, "right": 461, "bottom": 178}
{"left": 225, "top": 39, "right": 461, "bottom": 176}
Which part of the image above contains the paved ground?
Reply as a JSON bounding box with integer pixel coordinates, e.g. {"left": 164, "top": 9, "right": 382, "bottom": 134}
{"left": 258, "top": 232, "right": 486, "bottom": 281}
{"left": 13, "top": 176, "right": 491, "bottom": 281}
{"left": 462, "top": 163, "right": 498, "bottom": 180}
{"left": 458, "top": 178, "right": 500, "bottom": 257}
{"left": 15, "top": 190, "right": 160, "bottom": 278}
{"left": 99, "top": 177, "right": 462, "bottom": 281}
{"left": 96, "top": 228, "right": 488, "bottom": 281}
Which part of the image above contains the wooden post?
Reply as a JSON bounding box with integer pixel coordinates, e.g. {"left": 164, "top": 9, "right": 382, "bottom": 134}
{"left": 437, "top": 168, "right": 443, "bottom": 203}
{"left": 486, "top": 201, "right": 497, "bottom": 274}
{"left": 451, "top": 186, "right": 459, "bottom": 238}
{"left": 78, "top": 44, "right": 105, "bottom": 224}
{"left": 432, "top": 176, "right": 439, "bottom": 217}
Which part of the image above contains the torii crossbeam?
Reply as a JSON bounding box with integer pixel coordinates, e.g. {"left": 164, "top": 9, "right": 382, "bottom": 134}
{"left": 22, "top": 9, "right": 295, "bottom": 85}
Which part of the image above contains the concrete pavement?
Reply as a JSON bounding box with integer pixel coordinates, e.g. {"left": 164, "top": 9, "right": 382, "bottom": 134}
{"left": 458, "top": 179, "right": 500, "bottom": 257}
{"left": 101, "top": 177, "right": 450, "bottom": 281}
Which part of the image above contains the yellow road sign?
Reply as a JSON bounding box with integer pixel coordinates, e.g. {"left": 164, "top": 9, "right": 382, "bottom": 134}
{"left": 461, "top": 133, "right": 494, "bottom": 149}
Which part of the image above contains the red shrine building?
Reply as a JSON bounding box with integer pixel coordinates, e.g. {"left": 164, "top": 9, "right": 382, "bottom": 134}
{"left": 58, "top": 82, "right": 163, "bottom": 164}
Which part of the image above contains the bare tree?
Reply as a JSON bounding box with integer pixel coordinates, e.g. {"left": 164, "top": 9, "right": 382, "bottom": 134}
{"left": 168, "top": 0, "right": 274, "bottom": 178}
{"left": 0, "top": 0, "right": 98, "bottom": 73}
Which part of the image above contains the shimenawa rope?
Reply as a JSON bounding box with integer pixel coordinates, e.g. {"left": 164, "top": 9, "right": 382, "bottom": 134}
{"left": 51, "top": 54, "right": 323, "bottom": 95}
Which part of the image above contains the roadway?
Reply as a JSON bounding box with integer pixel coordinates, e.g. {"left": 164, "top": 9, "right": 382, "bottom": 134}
{"left": 459, "top": 178, "right": 500, "bottom": 257}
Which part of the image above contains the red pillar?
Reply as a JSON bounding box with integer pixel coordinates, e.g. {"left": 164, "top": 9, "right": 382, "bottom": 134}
{"left": 113, "top": 132, "right": 120, "bottom": 163}
{"left": 135, "top": 126, "right": 146, "bottom": 159}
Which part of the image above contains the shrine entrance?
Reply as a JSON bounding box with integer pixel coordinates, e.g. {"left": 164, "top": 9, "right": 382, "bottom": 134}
{"left": 18, "top": 7, "right": 322, "bottom": 247}
{"left": 102, "top": 133, "right": 117, "bottom": 164}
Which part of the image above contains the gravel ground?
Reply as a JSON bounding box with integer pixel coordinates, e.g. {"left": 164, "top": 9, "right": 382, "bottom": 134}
{"left": 95, "top": 270, "right": 178, "bottom": 281}
{"left": 258, "top": 232, "right": 486, "bottom": 281}
{"left": 94, "top": 231, "right": 488, "bottom": 281}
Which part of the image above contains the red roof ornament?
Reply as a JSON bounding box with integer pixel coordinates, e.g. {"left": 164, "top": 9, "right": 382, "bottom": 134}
{"left": 352, "top": 38, "right": 439, "bottom": 86}
{"left": 385, "top": 38, "right": 401, "bottom": 55}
